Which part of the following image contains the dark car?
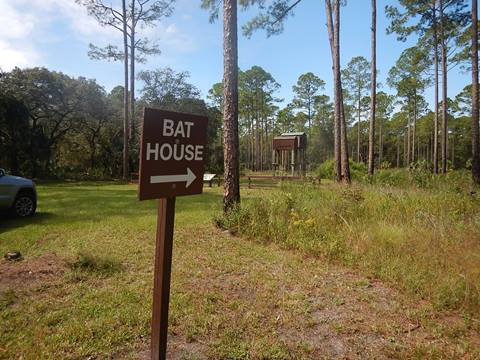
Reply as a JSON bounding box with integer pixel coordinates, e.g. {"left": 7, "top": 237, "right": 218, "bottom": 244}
{"left": 0, "top": 169, "right": 37, "bottom": 217}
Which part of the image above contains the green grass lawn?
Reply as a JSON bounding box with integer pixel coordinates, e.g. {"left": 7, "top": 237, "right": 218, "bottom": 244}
{"left": 1, "top": 181, "right": 479, "bottom": 359}
{"left": 0, "top": 183, "right": 223, "bottom": 359}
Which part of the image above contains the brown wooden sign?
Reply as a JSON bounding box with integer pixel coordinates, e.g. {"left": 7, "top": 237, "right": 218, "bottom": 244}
{"left": 139, "top": 108, "right": 208, "bottom": 200}
{"left": 138, "top": 108, "right": 208, "bottom": 360}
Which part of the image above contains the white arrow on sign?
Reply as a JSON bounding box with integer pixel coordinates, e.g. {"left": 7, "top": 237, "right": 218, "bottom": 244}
{"left": 150, "top": 167, "right": 197, "bottom": 188}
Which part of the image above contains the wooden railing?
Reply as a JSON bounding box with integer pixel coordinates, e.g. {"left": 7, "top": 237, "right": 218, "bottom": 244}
{"left": 246, "top": 175, "right": 318, "bottom": 189}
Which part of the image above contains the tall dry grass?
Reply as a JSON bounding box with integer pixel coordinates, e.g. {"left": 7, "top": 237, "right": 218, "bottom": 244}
{"left": 218, "top": 171, "right": 480, "bottom": 315}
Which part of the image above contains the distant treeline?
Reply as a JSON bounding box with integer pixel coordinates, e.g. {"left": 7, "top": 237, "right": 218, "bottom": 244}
{"left": 0, "top": 67, "right": 223, "bottom": 179}
{"left": 0, "top": 62, "right": 477, "bottom": 180}
{"left": 209, "top": 64, "right": 475, "bottom": 173}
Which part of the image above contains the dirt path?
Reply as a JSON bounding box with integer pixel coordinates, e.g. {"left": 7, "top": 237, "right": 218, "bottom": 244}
{"left": 126, "top": 225, "right": 479, "bottom": 359}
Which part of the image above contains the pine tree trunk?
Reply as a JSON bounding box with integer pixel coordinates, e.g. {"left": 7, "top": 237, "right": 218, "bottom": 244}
{"left": 472, "top": 0, "right": 480, "bottom": 183}
{"left": 247, "top": 115, "right": 252, "bottom": 170}
{"left": 255, "top": 120, "right": 258, "bottom": 170}
{"left": 396, "top": 134, "right": 400, "bottom": 168}
{"left": 222, "top": 0, "right": 240, "bottom": 212}
{"left": 130, "top": 4, "right": 136, "bottom": 144}
{"left": 122, "top": 0, "right": 130, "bottom": 181}
{"left": 440, "top": 0, "right": 448, "bottom": 174}
{"left": 261, "top": 94, "right": 265, "bottom": 171}
{"left": 428, "top": 135, "right": 432, "bottom": 164}
{"left": 265, "top": 109, "right": 269, "bottom": 170}
{"left": 379, "top": 116, "right": 383, "bottom": 165}
{"left": 340, "top": 88, "right": 351, "bottom": 182}
{"left": 412, "top": 91, "right": 417, "bottom": 163}
{"left": 357, "top": 95, "right": 361, "bottom": 162}
{"left": 417, "top": 133, "right": 420, "bottom": 160}
{"left": 308, "top": 103, "right": 311, "bottom": 133}
{"left": 255, "top": 118, "right": 260, "bottom": 171}
{"left": 250, "top": 115, "right": 254, "bottom": 170}
{"left": 433, "top": 0, "right": 439, "bottom": 174}
{"left": 431, "top": 132, "right": 434, "bottom": 163}
{"left": 451, "top": 134, "right": 455, "bottom": 168}
{"left": 325, "top": 0, "right": 341, "bottom": 182}
{"left": 335, "top": 0, "right": 351, "bottom": 183}
{"left": 407, "top": 114, "right": 411, "bottom": 167}
{"left": 251, "top": 112, "right": 255, "bottom": 170}
{"left": 260, "top": 122, "right": 264, "bottom": 172}
{"left": 368, "top": 0, "right": 376, "bottom": 176}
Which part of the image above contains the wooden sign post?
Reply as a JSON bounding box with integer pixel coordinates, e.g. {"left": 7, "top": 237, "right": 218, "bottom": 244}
{"left": 139, "top": 108, "right": 208, "bottom": 360}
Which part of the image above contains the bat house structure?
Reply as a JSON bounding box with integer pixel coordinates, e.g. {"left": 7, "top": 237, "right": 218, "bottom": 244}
{"left": 272, "top": 132, "right": 307, "bottom": 177}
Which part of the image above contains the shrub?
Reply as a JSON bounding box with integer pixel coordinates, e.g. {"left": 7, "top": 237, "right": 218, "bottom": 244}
{"left": 409, "top": 160, "right": 434, "bottom": 189}
{"left": 316, "top": 159, "right": 367, "bottom": 181}
{"left": 369, "top": 169, "right": 409, "bottom": 187}
{"left": 379, "top": 161, "right": 391, "bottom": 169}
{"left": 316, "top": 159, "right": 335, "bottom": 180}
{"left": 466, "top": 158, "right": 472, "bottom": 170}
{"left": 350, "top": 160, "right": 368, "bottom": 180}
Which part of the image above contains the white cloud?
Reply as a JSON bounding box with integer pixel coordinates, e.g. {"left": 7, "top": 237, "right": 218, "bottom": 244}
{"left": 51, "top": 0, "right": 119, "bottom": 40}
{"left": 146, "top": 23, "right": 197, "bottom": 54}
{"left": 0, "top": 41, "right": 39, "bottom": 70}
{"left": 0, "top": 2, "right": 41, "bottom": 70}
{"left": 0, "top": 2, "right": 36, "bottom": 40}
{"left": 0, "top": 0, "right": 120, "bottom": 70}
{"left": 30, "top": 0, "right": 119, "bottom": 41}
{"left": 166, "top": 24, "right": 178, "bottom": 34}
{"left": 0, "top": 0, "right": 197, "bottom": 71}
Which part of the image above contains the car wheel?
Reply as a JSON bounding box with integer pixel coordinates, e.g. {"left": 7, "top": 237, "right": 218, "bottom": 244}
{"left": 13, "top": 193, "right": 36, "bottom": 217}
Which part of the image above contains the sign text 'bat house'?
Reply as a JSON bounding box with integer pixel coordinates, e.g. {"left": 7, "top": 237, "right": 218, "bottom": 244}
{"left": 139, "top": 108, "right": 208, "bottom": 200}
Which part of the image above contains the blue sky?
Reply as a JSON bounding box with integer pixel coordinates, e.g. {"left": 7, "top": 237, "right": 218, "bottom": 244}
{"left": 0, "top": 0, "right": 471, "bottom": 109}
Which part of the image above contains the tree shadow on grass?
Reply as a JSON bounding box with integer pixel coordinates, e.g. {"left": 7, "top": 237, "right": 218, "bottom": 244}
{"left": 28, "top": 186, "right": 224, "bottom": 227}
{"left": 0, "top": 184, "right": 224, "bottom": 235}
{"left": 0, "top": 212, "right": 56, "bottom": 235}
